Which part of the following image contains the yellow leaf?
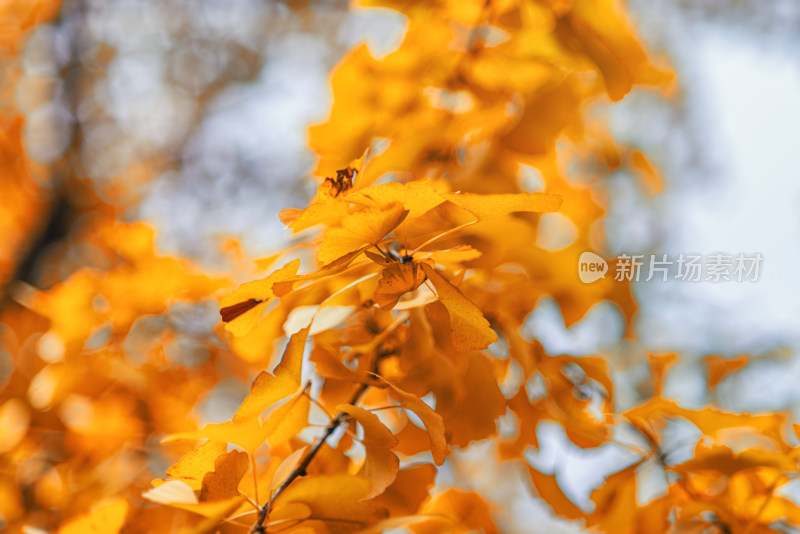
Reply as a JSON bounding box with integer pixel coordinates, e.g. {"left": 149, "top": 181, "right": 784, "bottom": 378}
{"left": 370, "top": 464, "right": 437, "bottom": 516}
{"left": 411, "top": 489, "right": 498, "bottom": 534}
{"left": 586, "top": 461, "right": 643, "bottom": 531}
{"left": 421, "top": 264, "right": 497, "bottom": 352}
{"left": 384, "top": 380, "right": 447, "bottom": 466}
{"left": 625, "top": 398, "right": 788, "bottom": 448}
{"left": 263, "top": 393, "right": 310, "bottom": 448}
{"left": 200, "top": 449, "right": 249, "bottom": 501}
{"left": 58, "top": 499, "right": 128, "bottom": 534}
{"left": 674, "top": 443, "right": 793, "bottom": 477}
{"left": 440, "top": 353, "right": 507, "bottom": 448}
{"left": 704, "top": 354, "right": 749, "bottom": 389}
{"left": 170, "top": 497, "right": 243, "bottom": 522}
{"left": 565, "top": 0, "right": 673, "bottom": 101}
{"left": 348, "top": 181, "right": 448, "bottom": 218}
{"left": 374, "top": 262, "right": 427, "bottom": 309}
{"left": 234, "top": 325, "right": 309, "bottom": 421}
{"left": 283, "top": 305, "right": 357, "bottom": 337}
{"left": 338, "top": 403, "right": 399, "bottom": 498}
{"left": 163, "top": 415, "right": 267, "bottom": 454}
{"left": 166, "top": 440, "right": 228, "bottom": 490}
{"left": 501, "top": 81, "right": 580, "bottom": 155}
{"left": 143, "top": 480, "right": 198, "bottom": 505}
{"left": 272, "top": 474, "right": 383, "bottom": 531}
{"left": 270, "top": 446, "right": 308, "bottom": 493}
{"left": 172, "top": 497, "right": 244, "bottom": 534}
{"left": 283, "top": 192, "right": 350, "bottom": 233}
{"left": 269, "top": 501, "right": 312, "bottom": 522}
{"left": 526, "top": 465, "right": 584, "bottom": 520}
{"left": 220, "top": 259, "right": 301, "bottom": 336}
{"left": 272, "top": 248, "right": 369, "bottom": 297}
{"left": 318, "top": 203, "right": 408, "bottom": 264}
{"left": 281, "top": 157, "right": 369, "bottom": 232}
{"left": 647, "top": 352, "right": 678, "bottom": 397}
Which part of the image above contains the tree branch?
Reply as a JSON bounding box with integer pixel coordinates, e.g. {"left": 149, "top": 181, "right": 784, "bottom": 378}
{"left": 249, "top": 380, "right": 371, "bottom": 533}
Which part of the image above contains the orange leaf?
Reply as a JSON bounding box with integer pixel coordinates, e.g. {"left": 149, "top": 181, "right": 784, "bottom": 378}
{"left": 628, "top": 149, "right": 663, "bottom": 194}
{"left": 369, "top": 464, "right": 436, "bottom": 516}
{"left": 163, "top": 415, "right": 267, "bottom": 454}
{"left": 625, "top": 397, "right": 788, "bottom": 448}
{"left": 441, "top": 353, "right": 507, "bottom": 447}
{"left": 674, "top": 443, "right": 793, "bottom": 477}
{"left": 220, "top": 259, "right": 301, "bottom": 336}
{"left": 411, "top": 489, "right": 498, "bottom": 534}
{"left": 271, "top": 474, "right": 383, "bottom": 530}
{"left": 142, "top": 480, "right": 198, "bottom": 505}
{"left": 280, "top": 160, "right": 365, "bottom": 232}
{"left": 199, "top": 449, "right": 249, "bottom": 501}
{"left": 586, "top": 461, "right": 643, "bottom": 532}
{"left": 421, "top": 263, "right": 497, "bottom": 352}
{"left": 142, "top": 482, "right": 243, "bottom": 522}
{"left": 348, "top": 180, "right": 448, "bottom": 218}
{"left": 527, "top": 465, "right": 584, "bottom": 520}
{"left": 318, "top": 203, "right": 408, "bottom": 264}
{"left": 273, "top": 248, "right": 368, "bottom": 297}
{"left": 374, "top": 262, "right": 427, "bottom": 309}
{"left": 262, "top": 392, "right": 310, "bottom": 448}
{"left": 270, "top": 447, "right": 308, "bottom": 493}
{"left": 166, "top": 440, "right": 228, "bottom": 491}
{"left": 384, "top": 380, "right": 447, "bottom": 465}
{"left": 647, "top": 352, "right": 678, "bottom": 397}
{"left": 234, "top": 326, "right": 309, "bottom": 421}
{"left": 58, "top": 499, "right": 128, "bottom": 534}
{"left": 704, "top": 354, "right": 749, "bottom": 389}
{"left": 338, "top": 403, "right": 399, "bottom": 498}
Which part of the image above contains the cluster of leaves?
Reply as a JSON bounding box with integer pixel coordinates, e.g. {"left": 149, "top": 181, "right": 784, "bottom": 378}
{"left": 0, "top": 3, "right": 242, "bottom": 531}
{"left": 2, "top": 1, "right": 800, "bottom": 533}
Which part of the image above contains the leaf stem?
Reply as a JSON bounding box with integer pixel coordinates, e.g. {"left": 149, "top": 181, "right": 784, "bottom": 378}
{"left": 410, "top": 220, "right": 476, "bottom": 255}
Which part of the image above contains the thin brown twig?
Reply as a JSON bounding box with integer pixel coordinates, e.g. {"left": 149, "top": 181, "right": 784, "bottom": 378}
{"left": 304, "top": 391, "right": 335, "bottom": 423}
{"left": 249, "top": 381, "right": 371, "bottom": 533}
{"left": 366, "top": 404, "right": 403, "bottom": 413}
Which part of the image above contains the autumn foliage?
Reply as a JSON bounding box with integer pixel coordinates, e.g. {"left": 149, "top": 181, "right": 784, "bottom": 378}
{"left": 1, "top": 1, "right": 798, "bottom": 534}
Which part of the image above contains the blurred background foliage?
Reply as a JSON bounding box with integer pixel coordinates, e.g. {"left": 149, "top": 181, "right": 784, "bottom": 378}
{"left": 9, "top": 0, "right": 800, "bottom": 400}
{"left": 3, "top": 0, "right": 800, "bottom": 532}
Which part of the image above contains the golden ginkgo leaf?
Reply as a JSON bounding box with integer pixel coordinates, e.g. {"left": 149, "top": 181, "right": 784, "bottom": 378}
{"left": 220, "top": 259, "right": 301, "bottom": 336}
{"left": 317, "top": 203, "right": 408, "bottom": 264}
{"left": 338, "top": 403, "right": 399, "bottom": 498}
{"left": 166, "top": 440, "right": 228, "bottom": 491}
{"left": 420, "top": 263, "right": 497, "bottom": 353}
{"left": 374, "top": 262, "right": 427, "bottom": 309}
{"left": 234, "top": 326, "right": 309, "bottom": 422}
{"left": 58, "top": 499, "right": 128, "bottom": 534}
{"left": 384, "top": 380, "right": 447, "bottom": 466}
